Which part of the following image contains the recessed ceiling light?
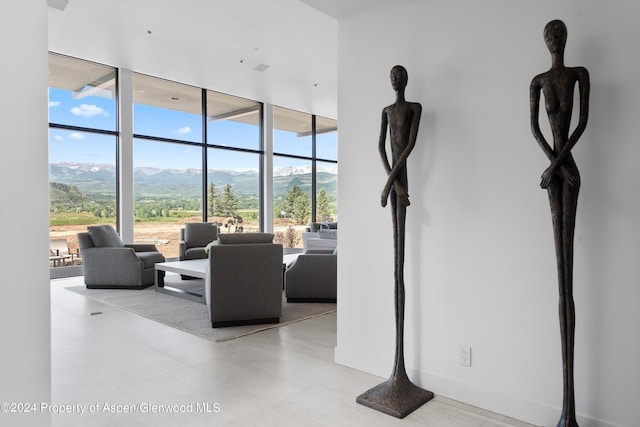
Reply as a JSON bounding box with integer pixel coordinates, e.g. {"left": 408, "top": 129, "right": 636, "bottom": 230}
{"left": 147, "top": 30, "right": 152, "bottom": 35}
{"left": 254, "top": 63, "right": 270, "bottom": 72}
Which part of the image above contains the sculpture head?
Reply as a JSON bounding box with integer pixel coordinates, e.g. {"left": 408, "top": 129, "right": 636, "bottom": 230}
{"left": 544, "top": 19, "right": 567, "bottom": 55}
{"left": 390, "top": 65, "right": 408, "bottom": 91}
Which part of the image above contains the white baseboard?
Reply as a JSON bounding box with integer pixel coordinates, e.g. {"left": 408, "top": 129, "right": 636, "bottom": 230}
{"left": 334, "top": 345, "right": 620, "bottom": 427}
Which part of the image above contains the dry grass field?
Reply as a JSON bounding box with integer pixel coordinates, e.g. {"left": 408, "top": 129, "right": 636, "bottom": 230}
{"left": 49, "top": 217, "right": 307, "bottom": 262}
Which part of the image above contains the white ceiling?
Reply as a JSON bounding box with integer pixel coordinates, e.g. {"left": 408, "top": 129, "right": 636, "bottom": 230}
{"left": 47, "top": 0, "right": 383, "bottom": 120}
{"left": 299, "top": 0, "right": 388, "bottom": 19}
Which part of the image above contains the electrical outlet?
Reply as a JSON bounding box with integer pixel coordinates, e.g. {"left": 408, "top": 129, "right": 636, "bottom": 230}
{"left": 459, "top": 345, "right": 471, "bottom": 367}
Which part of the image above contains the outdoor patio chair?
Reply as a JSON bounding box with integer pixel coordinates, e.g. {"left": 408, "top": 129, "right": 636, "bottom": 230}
{"left": 49, "top": 238, "right": 77, "bottom": 267}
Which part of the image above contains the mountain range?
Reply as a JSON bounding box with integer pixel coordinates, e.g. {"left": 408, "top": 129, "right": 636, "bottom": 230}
{"left": 49, "top": 162, "right": 337, "bottom": 199}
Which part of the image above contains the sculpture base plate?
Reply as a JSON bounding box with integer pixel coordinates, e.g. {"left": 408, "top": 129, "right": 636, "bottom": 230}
{"left": 356, "top": 377, "right": 434, "bottom": 419}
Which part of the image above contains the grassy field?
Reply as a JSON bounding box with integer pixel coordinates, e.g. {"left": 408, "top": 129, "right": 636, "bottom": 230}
{"left": 49, "top": 212, "right": 106, "bottom": 226}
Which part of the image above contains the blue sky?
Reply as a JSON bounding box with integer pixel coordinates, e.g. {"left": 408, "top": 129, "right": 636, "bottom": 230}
{"left": 48, "top": 87, "right": 337, "bottom": 171}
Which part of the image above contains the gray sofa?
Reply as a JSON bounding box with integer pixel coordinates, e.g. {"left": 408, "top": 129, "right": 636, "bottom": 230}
{"left": 285, "top": 249, "right": 337, "bottom": 303}
{"left": 302, "top": 222, "right": 338, "bottom": 252}
{"left": 205, "top": 233, "right": 283, "bottom": 327}
{"left": 77, "top": 225, "right": 165, "bottom": 289}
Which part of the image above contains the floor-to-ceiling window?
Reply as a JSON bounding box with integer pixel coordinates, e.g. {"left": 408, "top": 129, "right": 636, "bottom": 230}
{"left": 48, "top": 53, "right": 337, "bottom": 261}
{"left": 315, "top": 116, "right": 338, "bottom": 223}
{"left": 273, "top": 107, "right": 338, "bottom": 248}
{"left": 133, "top": 74, "right": 203, "bottom": 258}
{"left": 48, "top": 53, "right": 118, "bottom": 259}
{"left": 206, "top": 91, "right": 262, "bottom": 234}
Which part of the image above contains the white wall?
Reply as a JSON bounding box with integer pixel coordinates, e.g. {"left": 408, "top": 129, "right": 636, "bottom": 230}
{"left": 335, "top": 1, "right": 640, "bottom": 426}
{"left": 0, "top": 1, "right": 51, "bottom": 426}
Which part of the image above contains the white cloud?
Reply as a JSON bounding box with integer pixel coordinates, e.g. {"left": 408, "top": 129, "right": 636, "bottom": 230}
{"left": 54, "top": 135, "right": 64, "bottom": 141}
{"left": 176, "top": 126, "right": 192, "bottom": 135}
{"left": 68, "top": 133, "right": 85, "bottom": 140}
{"left": 70, "top": 104, "right": 108, "bottom": 118}
{"left": 49, "top": 101, "right": 61, "bottom": 108}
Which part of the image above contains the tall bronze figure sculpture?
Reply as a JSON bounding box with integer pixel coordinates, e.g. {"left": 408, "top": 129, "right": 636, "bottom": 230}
{"left": 356, "top": 65, "right": 434, "bottom": 418}
{"left": 530, "top": 19, "right": 589, "bottom": 427}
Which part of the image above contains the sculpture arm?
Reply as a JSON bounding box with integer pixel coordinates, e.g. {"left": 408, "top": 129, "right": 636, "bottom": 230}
{"left": 384, "top": 105, "right": 421, "bottom": 188}
{"left": 379, "top": 110, "right": 391, "bottom": 173}
{"left": 379, "top": 110, "right": 393, "bottom": 207}
{"left": 546, "top": 68, "right": 590, "bottom": 174}
{"left": 530, "top": 77, "right": 555, "bottom": 161}
{"left": 531, "top": 76, "right": 576, "bottom": 188}
{"left": 382, "top": 104, "right": 422, "bottom": 206}
{"left": 540, "top": 69, "right": 589, "bottom": 188}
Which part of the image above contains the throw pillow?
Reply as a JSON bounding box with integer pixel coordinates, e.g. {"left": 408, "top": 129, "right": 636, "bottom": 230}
{"left": 217, "top": 233, "right": 274, "bottom": 244}
{"left": 204, "top": 240, "right": 219, "bottom": 254}
{"left": 87, "top": 225, "right": 124, "bottom": 247}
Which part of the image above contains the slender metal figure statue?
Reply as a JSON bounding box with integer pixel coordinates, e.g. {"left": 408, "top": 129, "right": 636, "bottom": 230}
{"left": 530, "top": 20, "right": 589, "bottom": 427}
{"left": 357, "top": 65, "right": 433, "bottom": 418}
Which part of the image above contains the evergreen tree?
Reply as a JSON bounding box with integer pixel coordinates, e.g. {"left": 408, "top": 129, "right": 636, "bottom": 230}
{"left": 316, "top": 188, "right": 330, "bottom": 222}
{"left": 220, "top": 184, "right": 238, "bottom": 217}
{"left": 207, "top": 182, "right": 220, "bottom": 217}
{"left": 292, "top": 192, "right": 311, "bottom": 225}
{"left": 283, "top": 184, "right": 305, "bottom": 218}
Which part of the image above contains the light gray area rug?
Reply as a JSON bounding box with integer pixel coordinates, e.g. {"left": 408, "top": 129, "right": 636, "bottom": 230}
{"left": 65, "top": 281, "right": 336, "bottom": 343}
{"left": 51, "top": 265, "right": 84, "bottom": 279}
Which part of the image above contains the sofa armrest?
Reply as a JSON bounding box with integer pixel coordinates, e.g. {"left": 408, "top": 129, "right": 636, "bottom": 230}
{"left": 286, "top": 253, "right": 336, "bottom": 273}
{"left": 125, "top": 243, "right": 159, "bottom": 252}
{"left": 301, "top": 232, "right": 319, "bottom": 251}
{"left": 285, "top": 253, "right": 337, "bottom": 300}
{"left": 81, "top": 247, "right": 144, "bottom": 287}
{"left": 179, "top": 241, "right": 187, "bottom": 260}
{"left": 305, "top": 238, "right": 337, "bottom": 252}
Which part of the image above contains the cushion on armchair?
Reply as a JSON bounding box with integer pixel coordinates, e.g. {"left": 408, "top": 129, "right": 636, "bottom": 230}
{"left": 184, "top": 223, "right": 218, "bottom": 248}
{"left": 87, "top": 225, "right": 124, "bottom": 247}
{"left": 136, "top": 252, "right": 166, "bottom": 268}
{"left": 184, "top": 247, "right": 207, "bottom": 259}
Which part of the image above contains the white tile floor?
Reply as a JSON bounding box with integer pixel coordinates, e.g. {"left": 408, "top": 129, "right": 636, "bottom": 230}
{"left": 51, "top": 276, "right": 536, "bottom": 427}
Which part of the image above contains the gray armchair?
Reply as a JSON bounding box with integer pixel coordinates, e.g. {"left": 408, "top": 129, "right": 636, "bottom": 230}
{"left": 285, "top": 249, "right": 337, "bottom": 303}
{"left": 179, "top": 222, "right": 219, "bottom": 261}
{"left": 77, "top": 225, "right": 165, "bottom": 289}
{"left": 179, "top": 222, "right": 219, "bottom": 280}
{"left": 205, "top": 233, "right": 283, "bottom": 328}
